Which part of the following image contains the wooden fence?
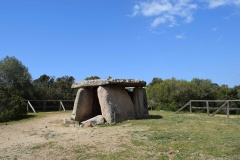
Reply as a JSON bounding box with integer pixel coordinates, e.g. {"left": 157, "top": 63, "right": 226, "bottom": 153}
{"left": 26, "top": 100, "right": 74, "bottom": 113}
{"left": 176, "top": 100, "right": 240, "bottom": 118}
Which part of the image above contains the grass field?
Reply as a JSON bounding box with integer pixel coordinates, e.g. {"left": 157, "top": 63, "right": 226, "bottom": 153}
{"left": 94, "top": 110, "right": 240, "bottom": 160}
{"left": 116, "top": 111, "right": 240, "bottom": 159}
{"left": 1, "top": 110, "right": 240, "bottom": 160}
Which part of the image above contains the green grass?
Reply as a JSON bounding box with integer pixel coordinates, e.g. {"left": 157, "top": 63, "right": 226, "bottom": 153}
{"left": 69, "top": 110, "right": 240, "bottom": 159}
{"left": 3, "top": 110, "right": 240, "bottom": 159}
{"left": 94, "top": 110, "right": 240, "bottom": 160}
{"left": 140, "top": 111, "right": 240, "bottom": 159}
{"left": 31, "top": 142, "right": 56, "bottom": 150}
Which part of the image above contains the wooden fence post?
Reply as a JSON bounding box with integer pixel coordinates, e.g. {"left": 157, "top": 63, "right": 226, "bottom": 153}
{"left": 190, "top": 100, "right": 192, "bottom": 114}
{"left": 60, "top": 101, "right": 66, "bottom": 111}
{"left": 227, "top": 101, "right": 230, "bottom": 118}
{"left": 206, "top": 101, "right": 209, "bottom": 116}
{"left": 27, "top": 101, "right": 36, "bottom": 113}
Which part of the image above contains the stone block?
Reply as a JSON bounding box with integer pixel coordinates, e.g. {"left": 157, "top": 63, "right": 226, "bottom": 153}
{"left": 71, "top": 88, "right": 93, "bottom": 122}
{"left": 97, "top": 85, "right": 135, "bottom": 124}
{"left": 80, "top": 115, "right": 105, "bottom": 128}
{"left": 133, "top": 87, "right": 149, "bottom": 118}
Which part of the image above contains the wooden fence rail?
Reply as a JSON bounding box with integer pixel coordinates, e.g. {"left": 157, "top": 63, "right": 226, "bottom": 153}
{"left": 176, "top": 100, "right": 240, "bottom": 118}
{"left": 26, "top": 100, "right": 74, "bottom": 113}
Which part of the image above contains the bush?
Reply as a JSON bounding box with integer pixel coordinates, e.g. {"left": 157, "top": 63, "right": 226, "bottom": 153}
{"left": 0, "top": 86, "right": 27, "bottom": 122}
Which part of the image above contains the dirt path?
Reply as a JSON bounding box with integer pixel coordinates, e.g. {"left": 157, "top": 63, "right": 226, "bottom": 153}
{"left": 0, "top": 112, "right": 148, "bottom": 160}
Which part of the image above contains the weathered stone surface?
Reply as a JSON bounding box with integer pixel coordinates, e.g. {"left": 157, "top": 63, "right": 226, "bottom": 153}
{"left": 97, "top": 85, "right": 135, "bottom": 124}
{"left": 80, "top": 115, "right": 105, "bottom": 128}
{"left": 133, "top": 87, "right": 149, "bottom": 118}
{"left": 71, "top": 88, "right": 93, "bottom": 122}
{"left": 71, "top": 79, "right": 146, "bottom": 88}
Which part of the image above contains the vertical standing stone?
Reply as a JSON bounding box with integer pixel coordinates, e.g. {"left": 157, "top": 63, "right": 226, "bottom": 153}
{"left": 97, "top": 85, "right": 135, "bottom": 124}
{"left": 133, "top": 87, "right": 149, "bottom": 118}
{"left": 71, "top": 88, "right": 94, "bottom": 122}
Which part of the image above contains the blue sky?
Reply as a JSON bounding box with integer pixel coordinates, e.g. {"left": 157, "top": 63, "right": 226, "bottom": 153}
{"left": 0, "top": 0, "right": 239, "bottom": 87}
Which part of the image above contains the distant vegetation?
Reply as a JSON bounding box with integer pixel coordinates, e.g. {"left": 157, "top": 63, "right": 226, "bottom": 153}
{"left": 0, "top": 56, "right": 75, "bottom": 122}
{"left": 147, "top": 77, "right": 240, "bottom": 111}
{"left": 0, "top": 55, "right": 240, "bottom": 122}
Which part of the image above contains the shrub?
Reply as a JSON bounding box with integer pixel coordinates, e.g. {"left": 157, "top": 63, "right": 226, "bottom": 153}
{"left": 0, "top": 86, "right": 27, "bottom": 122}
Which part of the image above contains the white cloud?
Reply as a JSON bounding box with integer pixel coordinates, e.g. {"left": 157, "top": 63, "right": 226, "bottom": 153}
{"left": 132, "top": 0, "right": 198, "bottom": 28}
{"left": 208, "top": 0, "right": 228, "bottom": 8}
{"left": 131, "top": 0, "right": 240, "bottom": 29}
{"left": 208, "top": 0, "right": 240, "bottom": 8}
{"left": 151, "top": 14, "right": 176, "bottom": 27}
{"left": 137, "top": 1, "right": 173, "bottom": 17}
{"left": 176, "top": 33, "right": 186, "bottom": 39}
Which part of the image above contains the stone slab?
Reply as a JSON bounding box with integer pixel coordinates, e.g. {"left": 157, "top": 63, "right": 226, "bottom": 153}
{"left": 97, "top": 85, "right": 135, "bottom": 124}
{"left": 71, "top": 79, "right": 146, "bottom": 88}
{"left": 133, "top": 87, "right": 149, "bottom": 118}
{"left": 71, "top": 88, "right": 93, "bottom": 122}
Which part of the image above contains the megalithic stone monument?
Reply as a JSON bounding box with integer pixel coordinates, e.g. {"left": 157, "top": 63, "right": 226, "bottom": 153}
{"left": 71, "top": 79, "right": 149, "bottom": 124}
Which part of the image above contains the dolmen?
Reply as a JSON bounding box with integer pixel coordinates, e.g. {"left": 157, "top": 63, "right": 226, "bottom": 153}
{"left": 71, "top": 79, "right": 149, "bottom": 125}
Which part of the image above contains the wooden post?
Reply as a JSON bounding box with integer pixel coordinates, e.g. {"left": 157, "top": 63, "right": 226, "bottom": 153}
{"left": 212, "top": 101, "right": 228, "bottom": 116}
{"left": 27, "top": 103, "right": 29, "bottom": 112}
{"left": 190, "top": 100, "right": 192, "bottom": 114}
{"left": 227, "top": 101, "right": 230, "bottom": 118}
{"left": 176, "top": 101, "right": 191, "bottom": 113}
{"left": 60, "top": 101, "right": 66, "bottom": 111}
{"left": 27, "top": 101, "right": 36, "bottom": 113}
{"left": 206, "top": 101, "right": 209, "bottom": 116}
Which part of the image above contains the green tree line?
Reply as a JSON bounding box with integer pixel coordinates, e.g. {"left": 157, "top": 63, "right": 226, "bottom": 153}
{"left": 147, "top": 77, "right": 240, "bottom": 111}
{"left": 0, "top": 56, "right": 76, "bottom": 122}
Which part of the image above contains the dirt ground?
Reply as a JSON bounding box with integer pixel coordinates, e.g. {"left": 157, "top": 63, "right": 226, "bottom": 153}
{"left": 0, "top": 112, "right": 148, "bottom": 160}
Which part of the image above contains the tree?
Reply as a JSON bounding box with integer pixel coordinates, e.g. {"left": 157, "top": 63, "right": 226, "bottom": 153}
{"left": 147, "top": 77, "right": 163, "bottom": 87}
{"left": 55, "top": 76, "right": 75, "bottom": 99}
{"left": 0, "top": 56, "right": 31, "bottom": 121}
{"left": 85, "top": 76, "right": 100, "bottom": 80}
{"left": 32, "top": 74, "right": 55, "bottom": 99}
{"left": 191, "top": 78, "right": 217, "bottom": 100}
{"left": 0, "top": 56, "right": 32, "bottom": 87}
{"left": 147, "top": 78, "right": 190, "bottom": 110}
{"left": 0, "top": 86, "right": 26, "bottom": 122}
{"left": 216, "top": 85, "right": 238, "bottom": 100}
{"left": 234, "top": 85, "right": 240, "bottom": 99}
{"left": 32, "top": 74, "right": 76, "bottom": 100}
